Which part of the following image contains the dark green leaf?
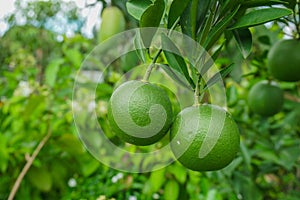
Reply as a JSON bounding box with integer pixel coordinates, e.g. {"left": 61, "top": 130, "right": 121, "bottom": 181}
{"left": 161, "top": 33, "right": 195, "bottom": 88}
{"left": 140, "top": 0, "right": 165, "bottom": 27}
{"left": 282, "top": 0, "right": 297, "bottom": 9}
{"left": 220, "top": 0, "right": 241, "bottom": 16}
{"left": 180, "top": 0, "right": 199, "bottom": 38}
{"left": 203, "top": 6, "right": 240, "bottom": 50}
{"left": 27, "top": 166, "right": 52, "bottom": 192}
{"left": 160, "top": 64, "right": 193, "bottom": 90}
{"left": 126, "top": 0, "right": 152, "bottom": 20}
{"left": 242, "top": 0, "right": 288, "bottom": 8}
{"left": 168, "top": 0, "right": 191, "bottom": 29}
{"left": 258, "top": 35, "right": 271, "bottom": 45}
{"left": 200, "top": 43, "right": 225, "bottom": 75}
{"left": 229, "top": 8, "right": 293, "bottom": 30}
{"left": 204, "top": 63, "right": 234, "bottom": 90}
{"left": 140, "top": 0, "right": 165, "bottom": 47}
{"left": 233, "top": 28, "right": 252, "bottom": 58}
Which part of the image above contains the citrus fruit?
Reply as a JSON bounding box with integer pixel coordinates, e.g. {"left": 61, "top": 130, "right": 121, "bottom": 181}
{"left": 98, "top": 6, "right": 126, "bottom": 43}
{"left": 170, "top": 104, "right": 240, "bottom": 171}
{"left": 268, "top": 39, "right": 300, "bottom": 82}
{"left": 248, "top": 80, "right": 284, "bottom": 116}
{"left": 108, "top": 80, "right": 173, "bottom": 146}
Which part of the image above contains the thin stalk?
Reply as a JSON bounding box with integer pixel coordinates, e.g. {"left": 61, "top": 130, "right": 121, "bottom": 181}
{"left": 142, "top": 19, "right": 179, "bottom": 82}
{"left": 8, "top": 126, "right": 52, "bottom": 200}
{"left": 142, "top": 49, "right": 163, "bottom": 82}
{"left": 193, "top": 75, "right": 201, "bottom": 106}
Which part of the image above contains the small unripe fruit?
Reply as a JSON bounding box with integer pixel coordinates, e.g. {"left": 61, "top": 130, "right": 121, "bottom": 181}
{"left": 98, "top": 6, "right": 126, "bottom": 43}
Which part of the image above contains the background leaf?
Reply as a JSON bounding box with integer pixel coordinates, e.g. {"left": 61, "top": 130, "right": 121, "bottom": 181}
{"left": 230, "top": 8, "right": 292, "bottom": 29}
{"left": 204, "top": 63, "right": 234, "bottom": 90}
{"left": 233, "top": 28, "right": 253, "bottom": 58}
{"left": 164, "top": 180, "right": 180, "bottom": 200}
{"left": 140, "top": 0, "right": 165, "bottom": 47}
{"left": 126, "top": 0, "right": 152, "bottom": 20}
{"left": 161, "top": 33, "right": 195, "bottom": 88}
{"left": 167, "top": 0, "right": 191, "bottom": 29}
{"left": 45, "top": 58, "right": 64, "bottom": 87}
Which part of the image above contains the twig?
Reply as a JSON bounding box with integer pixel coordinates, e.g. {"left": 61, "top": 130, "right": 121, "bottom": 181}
{"left": 284, "top": 93, "right": 300, "bottom": 103}
{"left": 8, "top": 127, "right": 52, "bottom": 200}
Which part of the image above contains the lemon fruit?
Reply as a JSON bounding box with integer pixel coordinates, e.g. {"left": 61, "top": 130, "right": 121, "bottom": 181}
{"left": 108, "top": 80, "right": 173, "bottom": 146}
{"left": 170, "top": 104, "right": 240, "bottom": 171}
{"left": 248, "top": 80, "right": 284, "bottom": 116}
{"left": 268, "top": 39, "right": 300, "bottom": 82}
{"left": 98, "top": 6, "right": 126, "bottom": 43}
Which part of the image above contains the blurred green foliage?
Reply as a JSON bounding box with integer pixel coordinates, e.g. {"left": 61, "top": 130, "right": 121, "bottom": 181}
{"left": 0, "top": 0, "right": 299, "bottom": 200}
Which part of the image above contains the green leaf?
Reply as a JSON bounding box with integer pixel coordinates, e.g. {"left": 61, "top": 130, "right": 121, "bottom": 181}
{"left": 149, "top": 168, "right": 166, "bottom": 192}
{"left": 233, "top": 28, "right": 252, "bottom": 58}
{"left": 57, "top": 133, "right": 85, "bottom": 155}
{"left": 204, "top": 63, "right": 234, "bottom": 90}
{"left": 278, "top": 146, "right": 300, "bottom": 170}
{"left": 81, "top": 158, "right": 101, "bottom": 177}
{"left": 0, "top": 134, "right": 8, "bottom": 173}
{"left": 200, "top": 43, "right": 225, "bottom": 75}
{"left": 203, "top": 6, "right": 240, "bottom": 50}
{"left": 160, "top": 64, "right": 193, "bottom": 90}
{"left": 126, "top": 0, "right": 152, "bottom": 20}
{"left": 229, "top": 8, "right": 293, "bottom": 30}
{"left": 220, "top": 0, "right": 241, "bottom": 16}
{"left": 27, "top": 166, "right": 53, "bottom": 192}
{"left": 161, "top": 34, "right": 195, "bottom": 88}
{"left": 167, "top": 0, "right": 191, "bottom": 29}
{"left": 45, "top": 58, "right": 64, "bottom": 87}
{"left": 134, "top": 31, "right": 147, "bottom": 63}
{"left": 140, "top": 0, "right": 165, "bottom": 47}
{"left": 140, "top": 0, "right": 165, "bottom": 27}
{"left": 240, "top": 141, "right": 251, "bottom": 168}
{"left": 64, "top": 49, "right": 82, "bottom": 68}
{"left": 242, "top": 0, "right": 288, "bottom": 8}
{"left": 167, "top": 163, "right": 187, "bottom": 184}
{"left": 164, "top": 180, "right": 180, "bottom": 200}
{"left": 180, "top": 0, "right": 199, "bottom": 38}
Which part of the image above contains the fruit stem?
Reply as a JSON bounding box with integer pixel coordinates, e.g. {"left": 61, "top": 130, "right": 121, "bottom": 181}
{"left": 142, "top": 49, "right": 163, "bottom": 82}
{"left": 142, "top": 22, "right": 178, "bottom": 82}
{"left": 193, "top": 75, "right": 201, "bottom": 106}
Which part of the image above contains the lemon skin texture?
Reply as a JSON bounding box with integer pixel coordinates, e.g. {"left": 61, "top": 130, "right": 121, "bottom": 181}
{"left": 108, "top": 80, "right": 173, "bottom": 146}
{"left": 170, "top": 104, "right": 240, "bottom": 171}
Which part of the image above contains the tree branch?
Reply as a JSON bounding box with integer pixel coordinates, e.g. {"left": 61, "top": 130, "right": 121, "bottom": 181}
{"left": 8, "top": 127, "right": 52, "bottom": 200}
{"left": 284, "top": 93, "right": 300, "bottom": 103}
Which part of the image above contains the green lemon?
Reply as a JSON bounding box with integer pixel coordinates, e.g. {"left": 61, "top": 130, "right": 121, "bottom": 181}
{"left": 108, "top": 80, "right": 173, "bottom": 146}
{"left": 170, "top": 104, "right": 240, "bottom": 171}
{"left": 248, "top": 80, "right": 284, "bottom": 116}
{"left": 268, "top": 39, "right": 300, "bottom": 82}
{"left": 98, "top": 6, "right": 126, "bottom": 43}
